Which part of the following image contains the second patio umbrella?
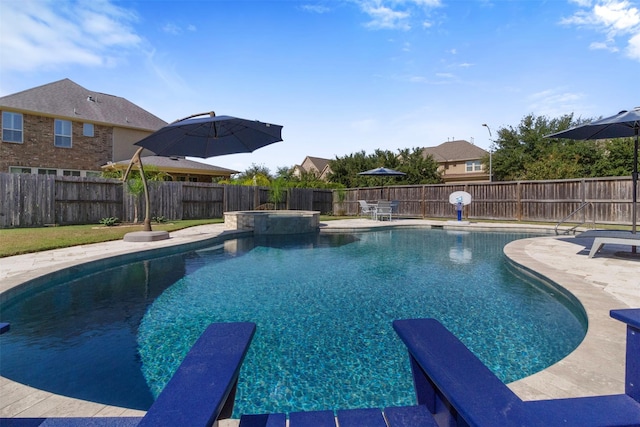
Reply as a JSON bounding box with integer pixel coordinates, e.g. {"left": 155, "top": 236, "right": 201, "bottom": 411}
{"left": 358, "top": 167, "right": 406, "bottom": 198}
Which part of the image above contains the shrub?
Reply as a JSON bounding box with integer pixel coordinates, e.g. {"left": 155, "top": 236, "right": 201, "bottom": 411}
{"left": 99, "top": 217, "right": 120, "bottom": 227}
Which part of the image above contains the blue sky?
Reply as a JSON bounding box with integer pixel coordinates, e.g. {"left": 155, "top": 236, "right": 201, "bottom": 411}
{"left": 1, "top": 0, "right": 639, "bottom": 174}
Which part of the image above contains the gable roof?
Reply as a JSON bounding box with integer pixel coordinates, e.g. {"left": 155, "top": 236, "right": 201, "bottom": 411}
{"left": 423, "top": 140, "right": 488, "bottom": 162}
{"left": 302, "top": 156, "right": 331, "bottom": 172}
{"left": 103, "top": 156, "right": 239, "bottom": 176}
{"left": 0, "top": 78, "right": 167, "bottom": 131}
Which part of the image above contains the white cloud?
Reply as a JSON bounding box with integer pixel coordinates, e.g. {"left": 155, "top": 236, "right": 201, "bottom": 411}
{"left": 354, "top": 0, "right": 441, "bottom": 31}
{"left": 569, "top": 0, "right": 593, "bottom": 6}
{"left": 408, "top": 75, "right": 428, "bottom": 82}
{"left": 163, "top": 23, "right": 181, "bottom": 35}
{"left": 628, "top": 31, "right": 640, "bottom": 59}
{"left": 362, "top": 4, "right": 411, "bottom": 30}
{"left": 589, "top": 40, "right": 619, "bottom": 51}
{"left": 409, "top": 0, "right": 441, "bottom": 6}
{"left": 300, "top": 4, "right": 331, "bottom": 14}
{"left": 0, "top": 0, "right": 142, "bottom": 72}
{"left": 593, "top": 0, "right": 640, "bottom": 32}
{"left": 562, "top": 0, "right": 640, "bottom": 62}
{"left": 528, "top": 89, "right": 587, "bottom": 117}
{"left": 161, "top": 22, "right": 197, "bottom": 35}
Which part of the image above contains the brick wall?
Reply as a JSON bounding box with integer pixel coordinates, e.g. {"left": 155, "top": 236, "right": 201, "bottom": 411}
{"left": 0, "top": 112, "right": 113, "bottom": 173}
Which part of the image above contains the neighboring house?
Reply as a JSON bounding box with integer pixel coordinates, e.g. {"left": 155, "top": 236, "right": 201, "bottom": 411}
{"left": 422, "top": 140, "right": 490, "bottom": 183}
{"left": 0, "top": 78, "right": 167, "bottom": 177}
{"left": 293, "top": 156, "right": 332, "bottom": 181}
{"left": 102, "top": 156, "right": 239, "bottom": 182}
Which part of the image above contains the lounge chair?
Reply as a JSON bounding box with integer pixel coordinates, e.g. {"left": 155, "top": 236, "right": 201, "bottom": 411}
{"left": 577, "top": 230, "right": 640, "bottom": 258}
{"left": 358, "top": 200, "right": 377, "bottom": 220}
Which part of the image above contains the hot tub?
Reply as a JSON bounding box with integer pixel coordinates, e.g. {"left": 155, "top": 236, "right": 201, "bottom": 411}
{"left": 224, "top": 210, "right": 320, "bottom": 235}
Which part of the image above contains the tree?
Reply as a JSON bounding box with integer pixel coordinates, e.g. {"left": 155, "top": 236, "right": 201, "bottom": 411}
{"left": 490, "top": 113, "right": 594, "bottom": 181}
{"left": 327, "top": 148, "right": 441, "bottom": 187}
{"left": 593, "top": 137, "right": 635, "bottom": 177}
{"left": 218, "top": 163, "right": 272, "bottom": 186}
{"left": 235, "top": 163, "right": 273, "bottom": 183}
{"left": 268, "top": 177, "right": 287, "bottom": 209}
{"left": 327, "top": 150, "right": 372, "bottom": 188}
{"left": 396, "top": 148, "right": 442, "bottom": 184}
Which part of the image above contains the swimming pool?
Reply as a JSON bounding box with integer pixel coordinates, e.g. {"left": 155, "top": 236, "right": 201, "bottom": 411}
{"left": 0, "top": 229, "right": 586, "bottom": 416}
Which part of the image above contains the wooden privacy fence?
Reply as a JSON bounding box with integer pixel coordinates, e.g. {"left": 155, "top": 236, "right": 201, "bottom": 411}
{"left": 336, "top": 176, "right": 638, "bottom": 226}
{"left": 0, "top": 174, "right": 334, "bottom": 228}
{"left": 1, "top": 173, "right": 637, "bottom": 228}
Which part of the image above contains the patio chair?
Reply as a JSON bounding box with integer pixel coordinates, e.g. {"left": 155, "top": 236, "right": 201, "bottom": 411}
{"left": 376, "top": 200, "right": 393, "bottom": 221}
{"left": 358, "top": 200, "right": 377, "bottom": 220}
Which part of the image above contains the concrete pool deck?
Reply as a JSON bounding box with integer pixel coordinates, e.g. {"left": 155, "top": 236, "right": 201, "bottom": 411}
{"left": 0, "top": 219, "right": 638, "bottom": 420}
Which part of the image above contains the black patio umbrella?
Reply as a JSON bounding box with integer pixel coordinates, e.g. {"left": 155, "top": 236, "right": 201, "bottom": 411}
{"left": 124, "top": 112, "right": 283, "bottom": 235}
{"left": 358, "top": 167, "right": 406, "bottom": 198}
{"left": 545, "top": 107, "right": 639, "bottom": 234}
{"left": 134, "top": 112, "right": 283, "bottom": 158}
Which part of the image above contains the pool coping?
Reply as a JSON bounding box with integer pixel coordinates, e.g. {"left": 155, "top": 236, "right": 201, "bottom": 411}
{"left": 1, "top": 219, "right": 638, "bottom": 419}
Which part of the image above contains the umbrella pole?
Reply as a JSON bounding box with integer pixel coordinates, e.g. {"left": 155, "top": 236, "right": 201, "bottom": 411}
{"left": 633, "top": 130, "right": 638, "bottom": 237}
{"left": 123, "top": 147, "right": 153, "bottom": 232}
{"left": 139, "top": 157, "right": 152, "bottom": 232}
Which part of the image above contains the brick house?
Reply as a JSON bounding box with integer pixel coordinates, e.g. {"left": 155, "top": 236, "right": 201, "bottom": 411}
{"left": 422, "top": 140, "right": 490, "bottom": 183}
{"left": 293, "top": 156, "right": 332, "bottom": 181}
{"left": 0, "top": 78, "right": 168, "bottom": 177}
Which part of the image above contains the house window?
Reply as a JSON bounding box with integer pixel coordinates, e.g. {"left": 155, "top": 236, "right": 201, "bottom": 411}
{"left": 83, "top": 123, "right": 94, "bottom": 137}
{"left": 54, "top": 119, "right": 72, "bottom": 147}
{"left": 38, "top": 168, "right": 57, "bottom": 175}
{"left": 63, "top": 170, "right": 81, "bottom": 176}
{"left": 2, "top": 111, "right": 23, "bottom": 143}
{"left": 466, "top": 161, "right": 482, "bottom": 172}
{"left": 9, "top": 166, "right": 31, "bottom": 174}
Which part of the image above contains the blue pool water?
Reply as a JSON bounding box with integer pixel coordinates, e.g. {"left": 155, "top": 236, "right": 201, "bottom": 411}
{"left": 0, "top": 229, "right": 586, "bottom": 416}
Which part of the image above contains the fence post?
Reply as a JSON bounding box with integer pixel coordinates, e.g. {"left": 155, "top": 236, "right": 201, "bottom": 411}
{"left": 581, "top": 179, "right": 586, "bottom": 225}
{"left": 516, "top": 181, "right": 522, "bottom": 221}
{"left": 253, "top": 186, "right": 259, "bottom": 209}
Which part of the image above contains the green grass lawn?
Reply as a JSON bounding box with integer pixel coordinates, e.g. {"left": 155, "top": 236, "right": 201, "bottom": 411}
{"left": 0, "top": 219, "right": 223, "bottom": 258}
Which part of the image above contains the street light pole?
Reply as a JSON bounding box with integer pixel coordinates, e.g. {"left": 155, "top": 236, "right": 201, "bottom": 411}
{"left": 482, "top": 124, "right": 492, "bottom": 182}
